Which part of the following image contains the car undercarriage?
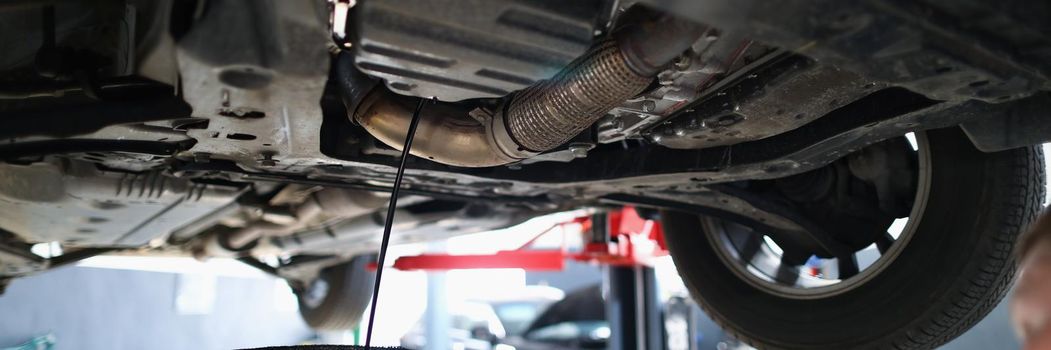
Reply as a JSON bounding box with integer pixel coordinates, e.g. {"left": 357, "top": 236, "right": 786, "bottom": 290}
{"left": 1, "top": 0, "right": 1049, "bottom": 348}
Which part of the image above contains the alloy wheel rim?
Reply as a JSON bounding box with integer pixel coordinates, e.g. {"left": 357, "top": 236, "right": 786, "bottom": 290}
{"left": 706, "top": 133, "right": 932, "bottom": 299}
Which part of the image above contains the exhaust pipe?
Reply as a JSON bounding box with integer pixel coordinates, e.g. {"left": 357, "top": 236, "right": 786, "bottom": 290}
{"left": 350, "top": 12, "right": 704, "bottom": 167}
{"left": 353, "top": 89, "right": 520, "bottom": 167}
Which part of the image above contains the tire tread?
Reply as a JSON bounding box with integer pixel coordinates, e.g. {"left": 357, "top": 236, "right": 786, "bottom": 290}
{"left": 666, "top": 140, "right": 1044, "bottom": 350}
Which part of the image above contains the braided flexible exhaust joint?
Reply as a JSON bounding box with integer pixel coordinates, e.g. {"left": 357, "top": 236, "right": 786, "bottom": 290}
{"left": 352, "top": 13, "right": 704, "bottom": 167}
{"left": 500, "top": 40, "right": 652, "bottom": 154}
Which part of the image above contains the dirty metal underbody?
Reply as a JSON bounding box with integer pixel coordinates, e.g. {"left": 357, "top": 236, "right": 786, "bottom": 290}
{"left": 0, "top": 0, "right": 1049, "bottom": 282}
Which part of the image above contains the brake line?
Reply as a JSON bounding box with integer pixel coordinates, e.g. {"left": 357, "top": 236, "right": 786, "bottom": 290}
{"left": 364, "top": 97, "right": 426, "bottom": 348}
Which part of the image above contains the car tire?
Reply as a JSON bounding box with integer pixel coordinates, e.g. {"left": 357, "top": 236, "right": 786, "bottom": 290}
{"left": 661, "top": 128, "right": 1045, "bottom": 349}
{"left": 296, "top": 255, "right": 375, "bottom": 330}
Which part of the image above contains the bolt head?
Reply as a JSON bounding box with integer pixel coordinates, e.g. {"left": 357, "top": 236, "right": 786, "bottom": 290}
{"left": 641, "top": 100, "right": 657, "bottom": 112}
{"left": 569, "top": 147, "right": 588, "bottom": 158}
{"left": 674, "top": 55, "right": 692, "bottom": 70}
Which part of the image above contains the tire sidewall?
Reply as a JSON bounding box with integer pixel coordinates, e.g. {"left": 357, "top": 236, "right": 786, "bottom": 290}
{"left": 297, "top": 255, "right": 376, "bottom": 330}
{"left": 662, "top": 128, "right": 1039, "bottom": 349}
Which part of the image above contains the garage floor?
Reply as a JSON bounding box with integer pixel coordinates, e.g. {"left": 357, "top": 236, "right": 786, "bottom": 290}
{"left": 0, "top": 260, "right": 1022, "bottom": 350}
{"left": 0, "top": 263, "right": 313, "bottom": 350}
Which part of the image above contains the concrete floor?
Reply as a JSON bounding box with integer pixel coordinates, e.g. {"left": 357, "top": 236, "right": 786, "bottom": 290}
{"left": 0, "top": 257, "right": 1023, "bottom": 350}
{"left": 0, "top": 264, "right": 313, "bottom": 350}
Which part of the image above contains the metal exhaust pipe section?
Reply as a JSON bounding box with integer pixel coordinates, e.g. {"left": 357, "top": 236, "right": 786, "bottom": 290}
{"left": 353, "top": 90, "right": 520, "bottom": 167}
{"left": 349, "top": 12, "right": 705, "bottom": 167}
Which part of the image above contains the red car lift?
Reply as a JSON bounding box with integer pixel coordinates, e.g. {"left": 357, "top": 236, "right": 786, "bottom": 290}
{"left": 374, "top": 206, "right": 668, "bottom": 350}
{"left": 379, "top": 206, "right": 668, "bottom": 272}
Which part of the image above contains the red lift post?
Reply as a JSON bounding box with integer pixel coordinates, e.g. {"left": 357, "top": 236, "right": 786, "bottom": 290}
{"left": 373, "top": 206, "right": 669, "bottom": 350}
{"left": 376, "top": 206, "right": 667, "bottom": 272}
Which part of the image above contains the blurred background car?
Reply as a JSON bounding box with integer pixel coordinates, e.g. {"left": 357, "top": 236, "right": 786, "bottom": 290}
{"left": 500, "top": 284, "right": 608, "bottom": 350}
{"left": 400, "top": 285, "right": 563, "bottom": 350}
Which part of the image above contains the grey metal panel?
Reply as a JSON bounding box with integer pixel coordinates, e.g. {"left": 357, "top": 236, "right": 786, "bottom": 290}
{"left": 354, "top": 0, "right": 604, "bottom": 101}
{"left": 0, "top": 159, "right": 241, "bottom": 246}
